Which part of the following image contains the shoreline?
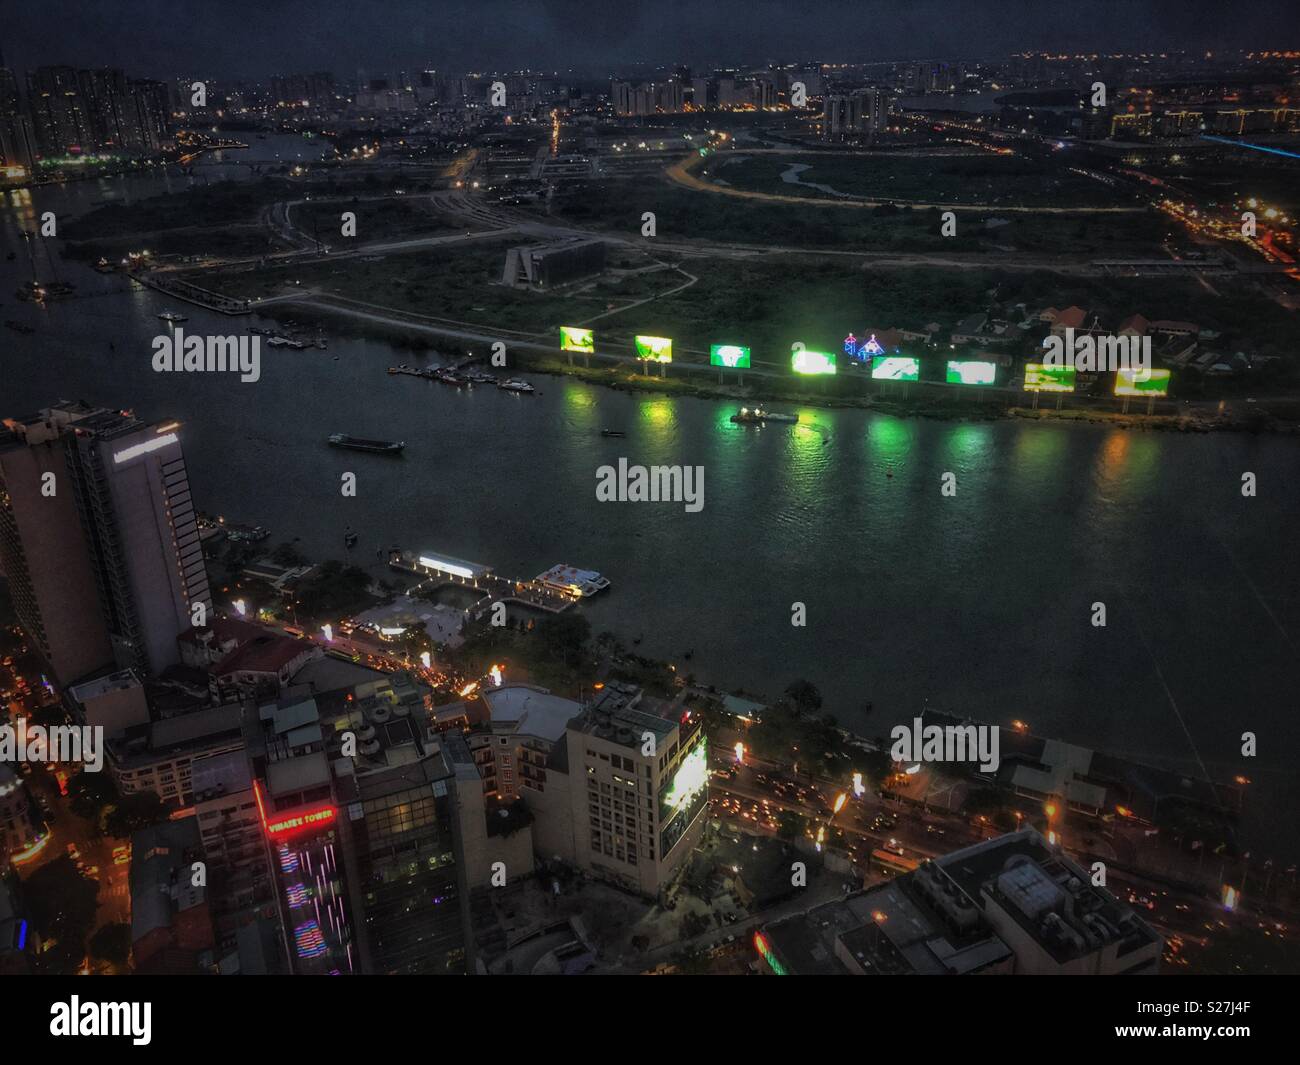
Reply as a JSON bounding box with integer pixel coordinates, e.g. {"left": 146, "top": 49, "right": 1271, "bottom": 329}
{"left": 247, "top": 298, "right": 1300, "bottom": 436}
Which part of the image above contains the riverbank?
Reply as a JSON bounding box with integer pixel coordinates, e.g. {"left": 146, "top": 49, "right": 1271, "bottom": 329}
{"left": 247, "top": 294, "right": 1297, "bottom": 434}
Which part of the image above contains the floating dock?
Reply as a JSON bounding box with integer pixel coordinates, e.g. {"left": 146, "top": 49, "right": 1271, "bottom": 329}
{"left": 388, "top": 551, "right": 590, "bottom": 615}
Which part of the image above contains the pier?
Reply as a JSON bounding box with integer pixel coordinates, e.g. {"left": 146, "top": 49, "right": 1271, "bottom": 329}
{"left": 388, "top": 550, "right": 581, "bottom": 616}
{"left": 129, "top": 268, "right": 253, "bottom": 315}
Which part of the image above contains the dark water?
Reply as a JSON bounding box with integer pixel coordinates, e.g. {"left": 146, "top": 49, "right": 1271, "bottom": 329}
{"left": 3, "top": 141, "right": 1299, "bottom": 859}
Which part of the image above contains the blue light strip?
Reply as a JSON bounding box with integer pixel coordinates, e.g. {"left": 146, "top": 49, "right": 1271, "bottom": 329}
{"left": 1199, "top": 135, "right": 1300, "bottom": 160}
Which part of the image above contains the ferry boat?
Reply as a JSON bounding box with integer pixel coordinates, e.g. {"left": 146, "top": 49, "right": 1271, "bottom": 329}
{"left": 327, "top": 434, "right": 405, "bottom": 455}
{"left": 498, "top": 378, "right": 535, "bottom": 394}
{"left": 226, "top": 524, "right": 270, "bottom": 544}
{"left": 157, "top": 310, "right": 188, "bottom": 323}
{"left": 730, "top": 406, "right": 798, "bottom": 425}
{"left": 536, "top": 564, "right": 611, "bottom": 598}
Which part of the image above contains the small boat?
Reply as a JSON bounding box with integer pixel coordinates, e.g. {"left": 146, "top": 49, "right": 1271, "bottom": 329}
{"left": 536, "top": 564, "right": 611, "bottom": 598}
{"left": 601, "top": 429, "right": 625, "bottom": 438}
{"left": 328, "top": 434, "right": 405, "bottom": 455}
{"left": 157, "top": 310, "right": 188, "bottom": 323}
{"left": 345, "top": 529, "right": 358, "bottom": 548}
{"left": 94, "top": 257, "right": 116, "bottom": 273}
{"left": 730, "top": 406, "right": 798, "bottom": 425}
{"left": 465, "top": 369, "right": 497, "bottom": 383}
{"left": 4, "top": 320, "right": 35, "bottom": 334}
{"left": 498, "top": 378, "right": 535, "bottom": 394}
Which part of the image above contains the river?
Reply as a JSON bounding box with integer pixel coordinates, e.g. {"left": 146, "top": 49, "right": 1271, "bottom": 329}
{"left": 3, "top": 136, "right": 1298, "bottom": 860}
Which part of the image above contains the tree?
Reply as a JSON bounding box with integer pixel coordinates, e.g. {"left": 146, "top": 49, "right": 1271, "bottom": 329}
{"left": 68, "top": 769, "right": 118, "bottom": 823}
{"left": 25, "top": 857, "right": 98, "bottom": 973}
{"left": 784, "top": 679, "right": 822, "bottom": 716}
{"left": 776, "top": 810, "right": 807, "bottom": 841}
{"left": 88, "top": 922, "right": 133, "bottom": 968}
{"left": 536, "top": 613, "right": 591, "bottom": 669}
{"left": 104, "top": 791, "right": 167, "bottom": 839}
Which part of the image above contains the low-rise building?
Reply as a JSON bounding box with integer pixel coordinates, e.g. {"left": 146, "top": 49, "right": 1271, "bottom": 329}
{"left": 757, "top": 829, "right": 1161, "bottom": 975}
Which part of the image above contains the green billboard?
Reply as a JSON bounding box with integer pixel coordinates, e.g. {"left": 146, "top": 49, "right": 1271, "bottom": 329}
{"left": 870, "top": 356, "right": 919, "bottom": 382}
{"left": 560, "top": 325, "right": 594, "bottom": 354}
{"left": 710, "top": 343, "right": 751, "bottom": 369}
{"left": 635, "top": 335, "right": 673, "bottom": 363}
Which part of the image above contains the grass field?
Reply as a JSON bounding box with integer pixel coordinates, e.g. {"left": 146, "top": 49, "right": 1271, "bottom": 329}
{"left": 713, "top": 151, "right": 1132, "bottom": 208}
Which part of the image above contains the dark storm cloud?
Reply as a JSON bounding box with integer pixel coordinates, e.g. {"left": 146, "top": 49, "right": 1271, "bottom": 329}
{"left": 5, "top": 0, "right": 1297, "bottom": 77}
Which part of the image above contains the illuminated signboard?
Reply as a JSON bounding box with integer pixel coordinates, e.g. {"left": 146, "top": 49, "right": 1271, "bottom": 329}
{"left": 946, "top": 360, "right": 997, "bottom": 385}
{"left": 266, "top": 805, "right": 337, "bottom": 837}
{"left": 870, "top": 356, "right": 919, "bottom": 382}
{"left": 659, "top": 736, "right": 709, "bottom": 853}
{"left": 792, "top": 349, "right": 836, "bottom": 375}
{"left": 560, "top": 325, "right": 593, "bottom": 354}
{"left": 1023, "top": 363, "right": 1076, "bottom": 392}
{"left": 710, "top": 343, "right": 751, "bottom": 369}
{"left": 663, "top": 739, "right": 708, "bottom": 812}
{"left": 635, "top": 335, "right": 673, "bottom": 362}
{"left": 754, "top": 932, "right": 788, "bottom": 975}
{"left": 843, "top": 333, "right": 858, "bottom": 356}
{"left": 1114, "top": 367, "right": 1171, "bottom": 397}
{"left": 112, "top": 433, "right": 179, "bottom": 464}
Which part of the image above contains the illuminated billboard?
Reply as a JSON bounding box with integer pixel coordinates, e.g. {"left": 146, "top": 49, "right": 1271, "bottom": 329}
{"left": 659, "top": 736, "right": 708, "bottom": 853}
{"left": 1114, "top": 367, "right": 1171, "bottom": 397}
{"left": 635, "top": 335, "right": 673, "bottom": 362}
{"left": 710, "top": 343, "right": 751, "bottom": 369}
{"left": 1023, "top": 363, "right": 1076, "bottom": 393}
{"left": 792, "top": 349, "right": 836, "bottom": 375}
{"left": 946, "top": 360, "right": 997, "bottom": 385}
{"left": 870, "top": 356, "right": 919, "bottom": 382}
{"left": 560, "top": 325, "right": 593, "bottom": 354}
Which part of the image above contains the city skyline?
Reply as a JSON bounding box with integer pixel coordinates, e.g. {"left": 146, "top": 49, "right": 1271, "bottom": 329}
{"left": 7, "top": 1, "right": 1300, "bottom": 80}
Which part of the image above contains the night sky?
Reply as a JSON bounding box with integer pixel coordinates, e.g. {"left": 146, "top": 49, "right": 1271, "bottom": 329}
{"left": 5, "top": 0, "right": 1299, "bottom": 79}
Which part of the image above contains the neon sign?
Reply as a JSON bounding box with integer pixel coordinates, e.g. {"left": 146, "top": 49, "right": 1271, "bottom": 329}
{"left": 266, "top": 806, "right": 337, "bottom": 837}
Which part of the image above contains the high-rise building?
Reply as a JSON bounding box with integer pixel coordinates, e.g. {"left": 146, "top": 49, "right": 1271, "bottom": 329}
{"left": 249, "top": 678, "right": 469, "bottom": 975}
{"left": 61, "top": 407, "right": 211, "bottom": 676}
{"left": 0, "top": 402, "right": 211, "bottom": 682}
{"left": 0, "top": 410, "right": 117, "bottom": 687}
{"left": 564, "top": 684, "right": 708, "bottom": 898}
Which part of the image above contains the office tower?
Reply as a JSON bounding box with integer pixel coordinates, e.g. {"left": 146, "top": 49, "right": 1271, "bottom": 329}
{"left": 61, "top": 407, "right": 211, "bottom": 676}
{"left": 566, "top": 685, "right": 708, "bottom": 898}
{"left": 0, "top": 411, "right": 116, "bottom": 687}
{"left": 1, "top": 403, "right": 211, "bottom": 681}
{"left": 251, "top": 680, "right": 468, "bottom": 974}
